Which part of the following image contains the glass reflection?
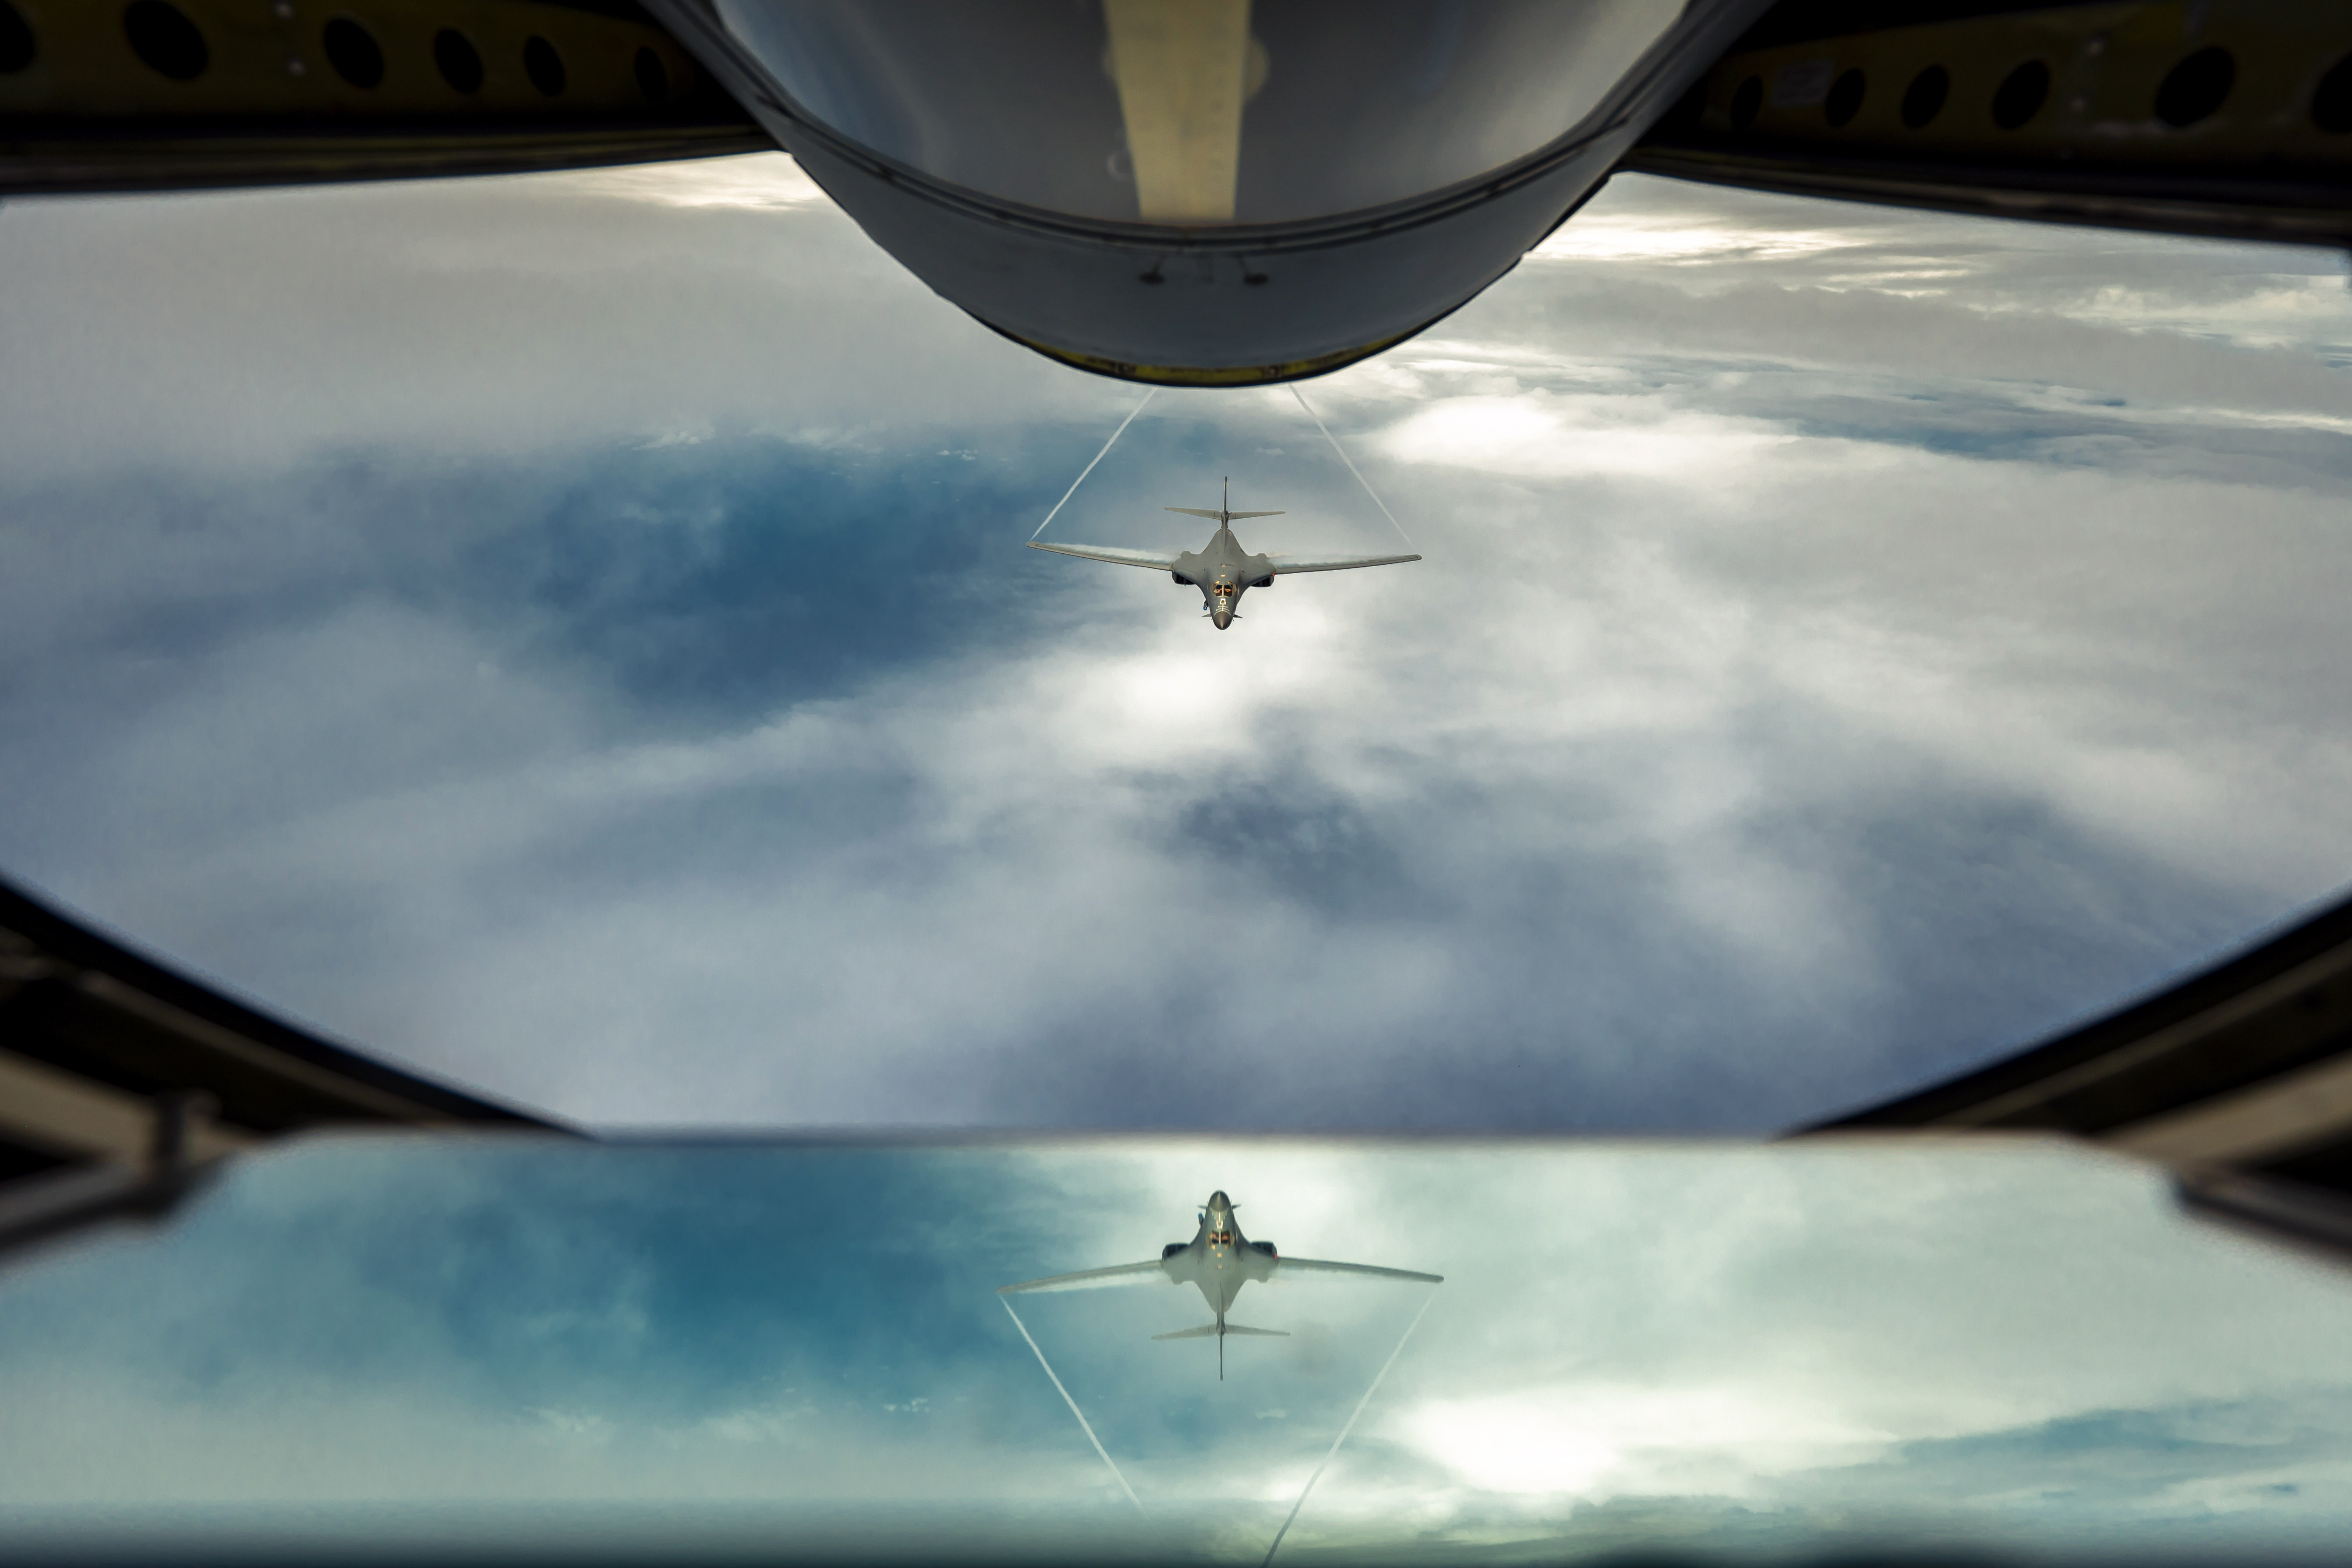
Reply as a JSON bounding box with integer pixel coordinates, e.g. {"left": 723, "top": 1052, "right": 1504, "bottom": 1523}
{"left": 716, "top": 0, "right": 1683, "bottom": 224}
{"left": 1, "top": 1136, "right": 2348, "bottom": 1563}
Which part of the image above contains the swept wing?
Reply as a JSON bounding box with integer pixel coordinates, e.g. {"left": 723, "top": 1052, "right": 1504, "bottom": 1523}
{"left": 1270, "top": 1256, "right": 1443, "bottom": 1283}
{"left": 999, "top": 1260, "right": 1167, "bottom": 1294}
{"left": 1267, "top": 552, "right": 1422, "bottom": 574}
{"left": 1026, "top": 542, "right": 1179, "bottom": 570}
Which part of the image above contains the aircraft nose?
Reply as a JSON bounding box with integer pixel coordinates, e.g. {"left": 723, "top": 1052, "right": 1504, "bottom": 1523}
{"left": 1210, "top": 607, "right": 1233, "bottom": 630}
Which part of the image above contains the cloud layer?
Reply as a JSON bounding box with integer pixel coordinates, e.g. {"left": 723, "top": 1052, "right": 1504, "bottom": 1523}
{"left": 3, "top": 159, "right": 2351, "bottom": 1129}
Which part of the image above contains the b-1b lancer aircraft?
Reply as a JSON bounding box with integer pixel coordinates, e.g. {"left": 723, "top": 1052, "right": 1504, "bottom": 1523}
{"left": 1029, "top": 481, "right": 1419, "bottom": 630}
{"left": 999, "top": 1189, "right": 1441, "bottom": 1378}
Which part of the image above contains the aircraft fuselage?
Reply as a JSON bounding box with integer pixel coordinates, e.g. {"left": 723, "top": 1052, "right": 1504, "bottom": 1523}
{"left": 1171, "top": 528, "right": 1275, "bottom": 631}
{"left": 1159, "top": 1188, "right": 1277, "bottom": 1317}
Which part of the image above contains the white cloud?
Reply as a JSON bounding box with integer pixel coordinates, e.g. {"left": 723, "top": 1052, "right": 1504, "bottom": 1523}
{"left": 1401, "top": 1385, "right": 1892, "bottom": 1500}
{"left": 0, "top": 158, "right": 1110, "bottom": 481}
{"left": 6, "top": 171, "right": 2352, "bottom": 1133}
{"left": 1378, "top": 390, "right": 1801, "bottom": 478}
{"left": 1531, "top": 218, "right": 1867, "bottom": 265}
{"left": 562, "top": 151, "right": 832, "bottom": 210}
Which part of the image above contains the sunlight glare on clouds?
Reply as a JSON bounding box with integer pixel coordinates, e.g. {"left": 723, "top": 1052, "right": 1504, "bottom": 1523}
{"left": 1531, "top": 217, "right": 1865, "bottom": 265}
{"left": 1400, "top": 1386, "right": 1892, "bottom": 1501}
{"left": 1071, "top": 645, "right": 1273, "bottom": 754}
{"left": 1377, "top": 393, "right": 1794, "bottom": 480}
{"left": 565, "top": 150, "right": 832, "bottom": 210}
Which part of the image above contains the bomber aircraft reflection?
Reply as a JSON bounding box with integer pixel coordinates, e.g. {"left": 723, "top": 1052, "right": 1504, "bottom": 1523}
{"left": 7, "top": 1137, "right": 2352, "bottom": 1564}
{"left": 1000, "top": 1187, "right": 1441, "bottom": 1378}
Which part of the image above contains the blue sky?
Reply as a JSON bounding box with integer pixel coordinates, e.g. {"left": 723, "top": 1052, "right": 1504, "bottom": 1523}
{"left": 3, "top": 156, "right": 2352, "bottom": 1129}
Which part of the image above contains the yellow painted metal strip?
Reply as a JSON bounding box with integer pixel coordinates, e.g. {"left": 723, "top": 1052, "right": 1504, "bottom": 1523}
{"left": 0, "top": 1047, "right": 252, "bottom": 1164}
{"left": 1103, "top": 0, "right": 1251, "bottom": 222}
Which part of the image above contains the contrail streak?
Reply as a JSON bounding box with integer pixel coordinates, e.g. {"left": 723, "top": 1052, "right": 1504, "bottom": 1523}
{"left": 1260, "top": 1288, "right": 1437, "bottom": 1567}
{"left": 1291, "top": 382, "right": 1415, "bottom": 549}
{"left": 1001, "top": 1296, "right": 1145, "bottom": 1514}
{"left": 1030, "top": 386, "right": 1158, "bottom": 541}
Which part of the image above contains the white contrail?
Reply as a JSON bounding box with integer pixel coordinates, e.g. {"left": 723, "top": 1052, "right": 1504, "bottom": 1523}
{"left": 1291, "top": 383, "right": 1415, "bottom": 550}
{"left": 1260, "top": 1288, "right": 1437, "bottom": 1568}
{"left": 1030, "top": 387, "right": 1158, "bottom": 541}
{"left": 1001, "top": 1296, "right": 1145, "bottom": 1514}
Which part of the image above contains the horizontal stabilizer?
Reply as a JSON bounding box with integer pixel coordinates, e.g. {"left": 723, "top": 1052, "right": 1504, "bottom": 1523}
{"left": 1268, "top": 553, "right": 1421, "bottom": 575}
{"left": 1166, "top": 507, "right": 1285, "bottom": 520}
{"left": 1027, "top": 542, "right": 1179, "bottom": 571}
{"left": 1152, "top": 1322, "right": 1290, "bottom": 1339}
